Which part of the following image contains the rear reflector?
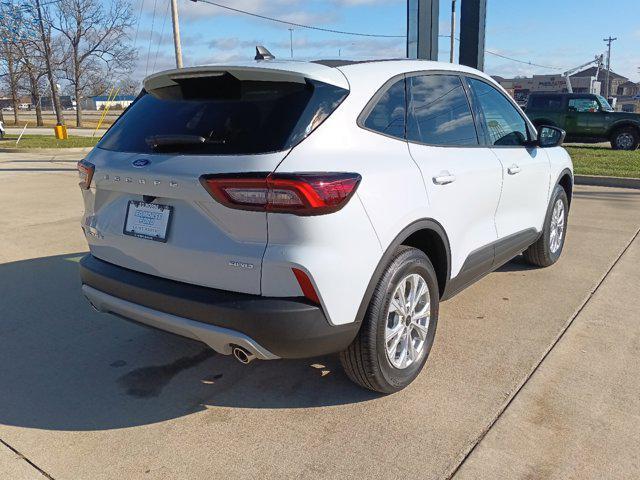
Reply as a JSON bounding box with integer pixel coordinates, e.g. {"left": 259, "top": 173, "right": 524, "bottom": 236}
{"left": 200, "top": 172, "right": 361, "bottom": 216}
{"left": 292, "top": 268, "right": 320, "bottom": 304}
{"left": 77, "top": 160, "right": 95, "bottom": 190}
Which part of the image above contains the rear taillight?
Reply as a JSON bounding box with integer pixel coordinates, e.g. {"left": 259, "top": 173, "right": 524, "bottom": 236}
{"left": 200, "top": 172, "right": 361, "bottom": 216}
{"left": 77, "top": 160, "right": 95, "bottom": 190}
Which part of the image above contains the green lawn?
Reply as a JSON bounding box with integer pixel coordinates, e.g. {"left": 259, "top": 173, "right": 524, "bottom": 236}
{"left": 0, "top": 134, "right": 100, "bottom": 149}
{"left": 566, "top": 146, "right": 640, "bottom": 178}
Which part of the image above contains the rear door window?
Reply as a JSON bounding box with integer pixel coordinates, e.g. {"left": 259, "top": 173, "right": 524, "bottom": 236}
{"left": 98, "top": 75, "right": 348, "bottom": 155}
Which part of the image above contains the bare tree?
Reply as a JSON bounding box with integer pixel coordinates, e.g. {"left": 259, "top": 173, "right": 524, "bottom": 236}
{"left": 115, "top": 76, "right": 140, "bottom": 96}
{"left": 34, "top": 0, "right": 65, "bottom": 126}
{"left": 14, "top": 39, "right": 47, "bottom": 126}
{"left": 0, "top": 42, "right": 21, "bottom": 125}
{"left": 0, "top": 3, "right": 23, "bottom": 125}
{"left": 52, "top": 0, "right": 135, "bottom": 127}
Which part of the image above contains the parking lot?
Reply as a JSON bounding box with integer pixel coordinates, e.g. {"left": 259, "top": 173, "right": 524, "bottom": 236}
{"left": 1, "top": 151, "right": 639, "bottom": 479}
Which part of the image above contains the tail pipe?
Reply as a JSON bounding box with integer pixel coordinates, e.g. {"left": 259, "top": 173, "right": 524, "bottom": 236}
{"left": 232, "top": 345, "right": 256, "bottom": 364}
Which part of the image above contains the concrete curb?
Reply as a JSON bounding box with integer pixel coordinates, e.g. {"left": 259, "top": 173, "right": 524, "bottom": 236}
{"left": 0, "top": 147, "right": 94, "bottom": 154}
{"left": 575, "top": 175, "right": 640, "bottom": 190}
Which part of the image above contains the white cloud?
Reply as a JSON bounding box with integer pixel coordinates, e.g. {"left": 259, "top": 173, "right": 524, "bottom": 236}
{"left": 151, "top": 0, "right": 330, "bottom": 23}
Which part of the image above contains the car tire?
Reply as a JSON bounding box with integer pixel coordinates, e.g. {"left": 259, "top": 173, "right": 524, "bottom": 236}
{"left": 610, "top": 126, "right": 639, "bottom": 150}
{"left": 339, "top": 246, "right": 439, "bottom": 393}
{"left": 523, "top": 185, "right": 569, "bottom": 268}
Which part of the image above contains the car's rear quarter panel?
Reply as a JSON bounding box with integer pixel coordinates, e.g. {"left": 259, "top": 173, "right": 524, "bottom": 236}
{"left": 265, "top": 64, "right": 430, "bottom": 325}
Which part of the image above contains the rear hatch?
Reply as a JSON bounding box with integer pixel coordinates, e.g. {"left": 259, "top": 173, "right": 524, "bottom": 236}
{"left": 81, "top": 63, "right": 348, "bottom": 295}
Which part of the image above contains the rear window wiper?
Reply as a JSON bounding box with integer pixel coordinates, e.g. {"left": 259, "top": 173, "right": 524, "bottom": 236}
{"left": 145, "top": 134, "right": 206, "bottom": 150}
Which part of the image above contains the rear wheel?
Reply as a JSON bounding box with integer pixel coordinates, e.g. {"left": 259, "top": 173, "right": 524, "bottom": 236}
{"left": 610, "top": 127, "right": 639, "bottom": 150}
{"left": 340, "top": 247, "right": 439, "bottom": 393}
{"left": 523, "top": 185, "right": 568, "bottom": 267}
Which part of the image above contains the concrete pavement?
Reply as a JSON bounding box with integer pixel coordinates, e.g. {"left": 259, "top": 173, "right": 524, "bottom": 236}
{"left": 4, "top": 127, "right": 106, "bottom": 137}
{"left": 455, "top": 231, "right": 640, "bottom": 479}
{"left": 0, "top": 151, "right": 639, "bottom": 479}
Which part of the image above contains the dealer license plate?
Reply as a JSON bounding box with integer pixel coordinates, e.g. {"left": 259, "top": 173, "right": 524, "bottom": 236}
{"left": 123, "top": 201, "right": 172, "bottom": 242}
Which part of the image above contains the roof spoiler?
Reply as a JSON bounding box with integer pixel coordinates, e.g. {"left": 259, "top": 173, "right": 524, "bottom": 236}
{"left": 143, "top": 62, "right": 350, "bottom": 93}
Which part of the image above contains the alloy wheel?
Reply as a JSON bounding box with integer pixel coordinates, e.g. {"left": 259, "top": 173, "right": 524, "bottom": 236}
{"left": 549, "top": 198, "right": 565, "bottom": 253}
{"left": 385, "top": 273, "right": 431, "bottom": 369}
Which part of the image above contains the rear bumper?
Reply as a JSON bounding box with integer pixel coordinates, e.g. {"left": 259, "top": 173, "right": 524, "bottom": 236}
{"left": 79, "top": 254, "right": 359, "bottom": 359}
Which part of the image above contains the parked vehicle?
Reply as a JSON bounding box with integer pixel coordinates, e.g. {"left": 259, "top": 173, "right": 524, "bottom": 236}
{"left": 78, "top": 58, "right": 573, "bottom": 393}
{"left": 525, "top": 92, "right": 640, "bottom": 150}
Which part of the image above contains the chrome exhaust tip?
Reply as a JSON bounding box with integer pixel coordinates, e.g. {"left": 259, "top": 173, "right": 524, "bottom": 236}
{"left": 232, "top": 346, "right": 255, "bottom": 364}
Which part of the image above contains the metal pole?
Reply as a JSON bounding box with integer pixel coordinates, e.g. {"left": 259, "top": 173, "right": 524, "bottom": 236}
{"left": 603, "top": 36, "right": 617, "bottom": 97}
{"left": 171, "top": 0, "right": 183, "bottom": 68}
{"left": 406, "top": 0, "right": 439, "bottom": 60}
{"left": 450, "top": 0, "right": 456, "bottom": 63}
{"left": 459, "top": 0, "right": 487, "bottom": 71}
{"left": 289, "top": 28, "right": 294, "bottom": 58}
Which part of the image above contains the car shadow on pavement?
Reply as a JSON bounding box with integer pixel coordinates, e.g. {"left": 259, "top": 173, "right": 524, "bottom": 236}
{"left": 0, "top": 253, "right": 378, "bottom": 432}
{"left": 495, "top": 255, "right": 538, "bottom": 273}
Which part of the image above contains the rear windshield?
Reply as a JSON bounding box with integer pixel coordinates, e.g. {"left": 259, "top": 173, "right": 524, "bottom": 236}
{"left": 97, "top": 74, "right": 348, "bottom": 155}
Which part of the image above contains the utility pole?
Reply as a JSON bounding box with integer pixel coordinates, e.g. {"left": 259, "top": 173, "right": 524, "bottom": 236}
{"left": 171, "top": 0, "right": 183, "bottom": 68}
{"left": 450, "top": 0, "right": 456, "bottom": 63}
{"left": 34, "top": 0, "right": 65, "bottom": 125}
{"left": 603, "top": 36, "right": 617, "bottom": 97}
{"left": 288, "top": 28, "right": 294, "bottom": 58}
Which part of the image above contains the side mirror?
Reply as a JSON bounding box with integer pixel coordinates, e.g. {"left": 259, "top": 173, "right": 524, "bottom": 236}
{"left": 538, "top": 125, "right": 566, "bottom": 148}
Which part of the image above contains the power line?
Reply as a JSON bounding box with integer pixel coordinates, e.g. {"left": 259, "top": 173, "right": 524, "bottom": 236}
{"left": 484, "top": 49, "right": 563, "bottom": 70}
{"left": 188, "top": 1, "right": 564, "bottom": 70}
{"left": 145, "top": 0, "right": 158, "bottom": 76}
{"left": 153, "top": 0, "right": 170, "bottom": 72}
{"left": 132, "top": 0, "right": 146, "bottom": 50}
{"left": 189, "top": 0, "right": 405, "bottom": 38}
{"left": 439, "top": 35, "right": 564, "bottom": 70}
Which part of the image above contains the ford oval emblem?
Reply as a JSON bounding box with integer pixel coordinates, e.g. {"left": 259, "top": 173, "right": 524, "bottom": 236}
{"left": 132, "top": 159, "right": 151, "bottom": 168}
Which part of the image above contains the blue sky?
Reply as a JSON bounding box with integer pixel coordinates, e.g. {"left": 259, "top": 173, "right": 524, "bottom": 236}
{"left": 130, "top": 0, "right": 639, "bottom": 83}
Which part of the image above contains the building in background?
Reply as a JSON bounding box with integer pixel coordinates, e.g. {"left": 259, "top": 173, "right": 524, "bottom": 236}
{"left": 494, "top": 74, "right": 601, "bottom": 106}
{"left": 40, "top": 96, "right": 75, "bottom": 110}
{"left": 494, "top": 68, "right": 637, "bottom": 109}
{"left": 617, "top": 81, "right": 640, "bottom": 97}
{"left": 574, "top": 67, "right": 628, "bottom": 97}
{"left": 87, "top": 95, "right": 137, "bottom": 111}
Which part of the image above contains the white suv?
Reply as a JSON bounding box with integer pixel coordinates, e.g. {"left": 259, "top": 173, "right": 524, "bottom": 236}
{"left": 79, "top": 58, "right": 572, "bottom": 393}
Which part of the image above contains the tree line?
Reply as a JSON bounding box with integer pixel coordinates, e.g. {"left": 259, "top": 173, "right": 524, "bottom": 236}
{"left": 0, "top": 0, "right": 137, "bottom": 128}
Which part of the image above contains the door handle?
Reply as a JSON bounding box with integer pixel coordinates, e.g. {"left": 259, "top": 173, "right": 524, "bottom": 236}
{"left": 507, "top": 164, "right": 521, "bottom": 175}
{"left": 433, "top": 172, "right": 456, "bottom": 185}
